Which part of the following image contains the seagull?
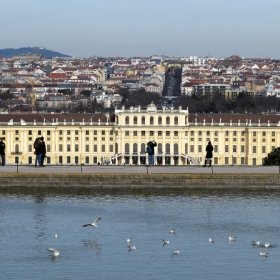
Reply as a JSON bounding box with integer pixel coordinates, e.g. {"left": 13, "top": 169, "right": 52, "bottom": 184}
{"left": 128, "top": 245, "right": 136, "bottom": 250}
{"left": 172, "top": 250, "right": 180, "bottom": 254}
{"left": 229, "top": 236, "right": 236, "bottom": 241}
{"left": 170, "top": 229, "right": 175, "bottom": 234}
{"left": 127, "top": 238, "right": 132, "bottom": 243}
{"left": 83, "top": 217, "right": 102, "bottom": 228}
{"left": 47, "top": 248, "right": 59, "bottom": 257}
{"left": 252, "top": 241, "right": 260, "bottom": 245}
{"left": 162, "top": 239, "right": 170, "bottom": 245}
{"left": 264, "top": 243, "right": 271, "bottom": 248}
{"left": 54, "top": 234, "right": 58, "bottom": 239}
{"left": 259, "top": 252, "right": 268, "bottom": 257}
{"left": 209, "top": 238, "right": 214, "bottom": 243}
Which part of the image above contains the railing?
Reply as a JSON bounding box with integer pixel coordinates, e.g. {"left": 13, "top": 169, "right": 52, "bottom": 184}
{"left": 0, "top": 122, "right": 115, "bottom": 126}
{"left": 189, "top": 122, "right": 280, "bottom": 127}
{"left": 11, "top": 151, "right": 22, "bottom": 154}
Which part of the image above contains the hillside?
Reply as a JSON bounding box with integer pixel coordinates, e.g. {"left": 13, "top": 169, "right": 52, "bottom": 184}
{"left": 0, "top": 47, "right": 70, "bottom": 58}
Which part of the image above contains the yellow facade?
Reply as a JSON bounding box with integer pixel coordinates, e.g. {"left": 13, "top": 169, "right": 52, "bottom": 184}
{"left": 0, "top": 106, "right": 279, "bottom": 166}
{"left": 125, "top": 69, "right": 135, "bottom": 76}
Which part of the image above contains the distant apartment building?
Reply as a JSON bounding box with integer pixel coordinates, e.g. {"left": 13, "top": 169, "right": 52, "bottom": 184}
{"left": 13, "top": 53, "right": 43, "bottom": 63}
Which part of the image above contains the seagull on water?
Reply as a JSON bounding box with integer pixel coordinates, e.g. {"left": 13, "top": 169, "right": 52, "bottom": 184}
{"left": 259, "top": 252, "right": 268, "bottom": 257}
{"left": 47, "top": 248, "right": 59, "bottom": 257}
{"left": 264, "top": 243, "right": 271, "bottom": 248}
{"left": 162, "top": 239, "right": 170, "bottom": 245}
{"left": 127, "top": 238, "right": 132, "bottom": 243}
{"left": 229, "top": 236, "right": 236, "bottom": 241}
{"left": 83, "top": 217, "right": 102, "bottom": 228}
{"left": 209, "top": 238, "right": 214, "bottom": 243}
{"left": 128, "top": 245, "right": 136, "bottom": 250}
{"left": 170, "top": 229, "right": 175, "bottom": 234}
{"left": 252, "top": 241, "right": 260, "bottom": 245}
{"left": 172, "top": 250, "right": 180, "bottom": 254}
{"left": 54, "top": 234, "right": 58, "bottom": 239}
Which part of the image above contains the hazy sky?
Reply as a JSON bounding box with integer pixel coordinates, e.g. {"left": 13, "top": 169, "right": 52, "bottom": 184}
{"left": 1, "top": 0, "right": 279, "bottom": 58}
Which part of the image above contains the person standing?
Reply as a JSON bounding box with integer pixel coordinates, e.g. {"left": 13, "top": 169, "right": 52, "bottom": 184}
{"left": 147, "top": 139, "right": 157, "bottom": 166}
{"left": 203, "top": 141, "right": 213, "bottom": 167}
{"left": 40, "top": 137, "right": 46, "bottom": 166}
{"left": 0, "top": 137, "right": 6, "bottom": 166}
{"left": 34, "top": 138, "right": 42, "bottom": 167}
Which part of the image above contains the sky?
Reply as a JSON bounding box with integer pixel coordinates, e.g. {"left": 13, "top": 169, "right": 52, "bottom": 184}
{"left": 1, "top": 0, "right": 280, "bottom": 58}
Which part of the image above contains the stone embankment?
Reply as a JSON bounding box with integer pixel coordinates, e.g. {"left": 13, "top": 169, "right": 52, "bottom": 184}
{"left": 0, "top": 165, "right": 280, "bottom": 189}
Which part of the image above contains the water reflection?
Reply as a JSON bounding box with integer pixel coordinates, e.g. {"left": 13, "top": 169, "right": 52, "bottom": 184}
{"left": 83, "top": 240, "right": 102, "bottom": 257}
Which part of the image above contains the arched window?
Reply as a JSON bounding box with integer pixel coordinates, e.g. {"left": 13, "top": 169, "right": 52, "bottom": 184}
{"left": 166, "top": 117, "right": 170, "bottom": 125}
{"left": 150, "top": 116, "right": 154, "bottom": 125}
{"left": 174, "top": 143, "right": 179, "bottom": 154}
{"left": 125, "top": 117, "right": 129, "bottom": 125}
{"left": 125, "top": 143, "right": 130, "bottom": 154}
{"left": 141, "top": 143, "right": 146, "bottom": 153}
{"left": 133, "top": 116, "right": 137, "bottom": 124}
{"left": 141, "top": 116, "right": 145, "bottom": 125}
{"left": 158, "top": 143, "right": 162, "bottom": 153}
{"left": 15, "top": 144, "right": 19, "bottom": 153}
{"left": 133, "top": 143, "right": 138, "bottom": 154}
{"left": 174, "top": 116, "right": 178, "bottom": 125}
{"left": 165, "top": 143, "right": 170, "bottom": 154}
{"left": 158, "top": 116, "right": 162, "bottom": 125}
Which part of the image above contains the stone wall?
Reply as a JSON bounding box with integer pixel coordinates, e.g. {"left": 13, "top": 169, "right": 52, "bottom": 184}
{"left": 0, "top": 173, "right": 279, "bottom": 189}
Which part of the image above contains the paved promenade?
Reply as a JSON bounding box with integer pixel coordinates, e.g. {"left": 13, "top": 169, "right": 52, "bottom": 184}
{"left": 0, "top": 164, "right": 279, "bottom": 174}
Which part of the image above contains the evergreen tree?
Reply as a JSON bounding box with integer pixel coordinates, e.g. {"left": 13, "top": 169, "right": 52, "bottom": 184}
{"left": 263, "top": 147, "right": 280, "bottom": 165}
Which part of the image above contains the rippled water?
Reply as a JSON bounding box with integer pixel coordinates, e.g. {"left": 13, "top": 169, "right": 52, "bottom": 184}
{"left": 1, "top": 188, "right": 280, "bottom": 280}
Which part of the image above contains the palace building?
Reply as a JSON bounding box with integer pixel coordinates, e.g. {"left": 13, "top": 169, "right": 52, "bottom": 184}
{"left": 0, "top": 103, "right": 279, "bottom": 166}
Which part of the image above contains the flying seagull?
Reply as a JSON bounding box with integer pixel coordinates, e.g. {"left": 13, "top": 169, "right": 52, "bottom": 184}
{"left": 47, "top": 248, "right": 59, "bottom": 257}
{"left": 83, "top": 217, "right": 102, "bottom": 228}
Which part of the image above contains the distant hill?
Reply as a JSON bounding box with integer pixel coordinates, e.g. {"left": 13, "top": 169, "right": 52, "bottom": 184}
{"left": 0, "top": 47, "right": 70, "bottom": 58}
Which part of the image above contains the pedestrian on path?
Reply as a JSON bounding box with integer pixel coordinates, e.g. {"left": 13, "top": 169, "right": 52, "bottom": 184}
{"left": 147, "top": 139, "right": 157, "bottom": 166}
{"left": 203, "top": 141, "right": 213, "bottom": 167}
{"left": 40, "top": 137, "right": 46, "bottom": 166}
{"left": 0, "top": 137, "right": 6, "bottom": 166}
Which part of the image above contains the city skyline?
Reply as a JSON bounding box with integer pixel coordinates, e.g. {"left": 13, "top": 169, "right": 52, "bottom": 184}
{"left": 1, "top": 0, "right": 280, "bottom": 59}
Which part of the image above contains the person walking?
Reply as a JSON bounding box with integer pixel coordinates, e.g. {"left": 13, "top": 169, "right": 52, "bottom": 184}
{"left": 147, "top": 139, "right": 157, "bottom": 166}
{"left": 0, "top": 137, "right": 6, "bottom": 166}
{"left": 40, "top": 137, "right": 46, "bottom": 166}
{"left": 203, "top": 141, "right": 213, "bottom": 167}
